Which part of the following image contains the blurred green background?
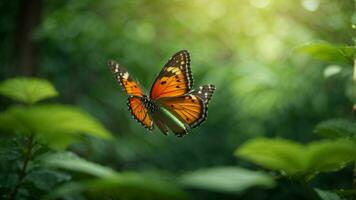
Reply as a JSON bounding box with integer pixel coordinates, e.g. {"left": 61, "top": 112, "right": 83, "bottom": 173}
{"left": 0, "top": 0, "right": 355, "bottom": 199}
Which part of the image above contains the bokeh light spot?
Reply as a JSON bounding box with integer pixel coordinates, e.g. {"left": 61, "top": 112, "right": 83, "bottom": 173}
{"left": 249, "top": 0, "right": 270, "bottom": 8}
{"left": 301, "top": 0, "right": 320, "bottom": 12}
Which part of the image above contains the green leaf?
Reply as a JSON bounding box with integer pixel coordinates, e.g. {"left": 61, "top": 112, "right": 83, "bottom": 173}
{"left": 0, "top": 77, "right": 58, "bottom": 104}
{"left": 179, "top": 167, "right": 275, "bottom": 194}
{"left": 235, "top": 138, "right": 356, "bottom": 179}
{"left": 41, "top": 152, "right": 187, "bottom": 200}
{"left": 334, "top": 189, "right": 356, "bottom": 199}
{"left": 0, "top": 104, "right": 112, "bottom": 149}
{"left": 40, "top": 152, "right": 117, "bottom": 177}
{"left": 315, "top": 119, "right": 356, "bottom": 139}
{"left": 25, "top": 169, "right": 71, "bottom": 191}
{"left": 235, "top": 138, "right": 305, "bottom": 176}
{"left": 44, "top": 175, "right": 187, "bottom": 200}
{"left": 294, "top": 41, "right": 355, "bottom": 64}
{"left": 315, "top": 188, "right": 341, "bottom": 200}
{"left": 307, "top": 140, "right": 356, "bottom": 173}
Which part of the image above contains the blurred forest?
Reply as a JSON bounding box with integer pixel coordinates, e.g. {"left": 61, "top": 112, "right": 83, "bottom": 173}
{"left": 0, "top": 0, "right": 355, "bottom": 199}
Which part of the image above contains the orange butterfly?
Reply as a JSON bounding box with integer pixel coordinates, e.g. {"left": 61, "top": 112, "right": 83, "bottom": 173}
{"left": 108, "top": 50, "right": 215, "bottom": 137}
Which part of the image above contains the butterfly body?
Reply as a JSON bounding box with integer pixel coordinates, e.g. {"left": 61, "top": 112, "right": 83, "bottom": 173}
{"left": 109, "top": 50, "right": 215, "bottom": 137}
{"left": 140, "top": 96, "right": 159, "bottom": 114}
{"left": 151, "top": 105, "right": 188, "bottom": 136}
{"left": 129, "top": 96, "right": 188, "bottom": 136}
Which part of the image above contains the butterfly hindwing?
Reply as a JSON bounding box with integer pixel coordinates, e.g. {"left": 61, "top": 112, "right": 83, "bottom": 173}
{"left": 128, "top": 97, "right": 153, "bottom": 130}
{"left": 190, "top": 84, "right": 215, "bottom": 105}
{"left": 108, "top": 60, "right": 153, "bottom": 130}
{"left": 150, "top": 50, "right": 193, "bottom": 99}
{"left": 160, "top": 84, "right": 215, "bottom": 129}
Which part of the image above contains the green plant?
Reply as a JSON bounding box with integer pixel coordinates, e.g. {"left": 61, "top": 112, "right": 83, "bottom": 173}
{"left": 0, "top": 77, "right": 187, "bottom": 200}
{"left": 234, "top": 41, "right": 356, "bottom": 199}
{"left": 179, "top": 166, "right": 275, "bottom": 194}
{"left": 235, "top": 138, "right": 356, "bottom": 199}
{"left": 235, "top": 138, "right": 356, "bottom": 179}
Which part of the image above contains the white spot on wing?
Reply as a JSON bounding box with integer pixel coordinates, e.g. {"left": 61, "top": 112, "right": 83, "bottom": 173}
{"left": 123, "top": 72, "right": 129, "bottom": 79}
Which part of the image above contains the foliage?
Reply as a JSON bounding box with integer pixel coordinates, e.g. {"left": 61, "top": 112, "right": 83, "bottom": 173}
{"left": 0, "top": 0, "right": 355, "bottom": 199}
{"left": 235, "top": 138, "right": 356, "bottom": 180}
{"left": 295, "top": 41, "right": 355, "bottom": 64}
{"left": 0, "top": 104, "right": 112, "bottom": 149}
{"left": 0, "top": 77, "right": 112, "bottom": 149}
{"left": 40, "top": 152, "right": 187, "bottom": 200}
{"left": 0, "top": 77, "right": 58, "bottom": 104}
{"left": 180, "top": 167, "right": 275, "bottom": 193}
{"left": 44, "top": 176, "right": 187, "bottom": 200}
{"left": 315, "top": 118, "right": 356, "bottom": 139}
{"left": 315, "top": 188, "right": 342, "bottom": 200}
{"left": 39, "top": 152, "right": 117, "bottom": 177}
{"left": 0, "top": 77, "right": 190, "bottom": 199}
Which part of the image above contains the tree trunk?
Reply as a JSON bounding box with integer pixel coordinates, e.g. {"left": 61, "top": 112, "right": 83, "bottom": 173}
{"left": 15, "top": 0, "right": 42, "bottom": 76}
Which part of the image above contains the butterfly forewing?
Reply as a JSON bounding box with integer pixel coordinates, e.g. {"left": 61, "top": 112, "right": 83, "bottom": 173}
{"left": 108, "top": 60, "right": 153, "bottom": 130}
{"left": 108, "top": 60, "right": 144, "bottom": 97}
{"left": 150, "top": 50, "right": 193, "bottom": 99}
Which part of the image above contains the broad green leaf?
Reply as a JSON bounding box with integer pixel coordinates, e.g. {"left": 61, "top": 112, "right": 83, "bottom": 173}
{"left": 315, "top": 188, "right": 341, "bottom": 200}
{"left": 40, "top": 152, "right": 117, "bottom": 177}
{"left": 0, "top": 77, "right": 58, "bottom": 104}
{"left": 44, "top": 175, "right": 187, "bottom": 200}
{"left": 315, "top": 119, "right": 356, "bottom": 139}
{"left": 235, "top": 138, "right": 305, "bottom": 175}
{"left": 235, "top": 138, "right": 356, "bottom": 179}
{"left": 307, "top": 140, "right": 356, "bottom": 173}
{"left": 295, "top": 41, "right": 355, "bottom": 64}
{"left": 179, "top": 167, "right": 275, "bottom": 193}
{"left": 0, "top": 104, "right": 112, "bottom": 149}
{"left": 41, "top": 152, "right": 187, "bottom": 200}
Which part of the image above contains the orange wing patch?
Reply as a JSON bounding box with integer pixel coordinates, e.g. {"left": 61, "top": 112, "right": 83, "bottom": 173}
{"left": 128, "top": 97, "right": 153, "bottom": 130}
{"left": 109, "top": 60, "right": 152, "bottom": 130}
{"left": 160, "top": 95, "right": 203, "bottom": 126}
{"left": 160, "top": 84, "right": 215, "bottom": 128}
{"left": 108, "top": 60, "right": 144, "bottom": 97}
{"left": 150, "top": 50, "right": 193, "bottom": 99}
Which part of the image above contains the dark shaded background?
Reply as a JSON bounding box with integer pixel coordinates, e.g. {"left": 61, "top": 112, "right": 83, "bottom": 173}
{"left": 0, "top": 0, "right": 355, "bottom": 199}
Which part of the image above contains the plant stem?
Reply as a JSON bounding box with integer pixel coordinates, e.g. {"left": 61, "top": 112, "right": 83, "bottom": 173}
{"left": 8, "top": 134, "right": 35, "bottom": 200}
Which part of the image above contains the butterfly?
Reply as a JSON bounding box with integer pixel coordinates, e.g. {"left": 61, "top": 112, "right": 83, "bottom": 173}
{"left": 108, "top": 50, "right": 215, "bottom": 137}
